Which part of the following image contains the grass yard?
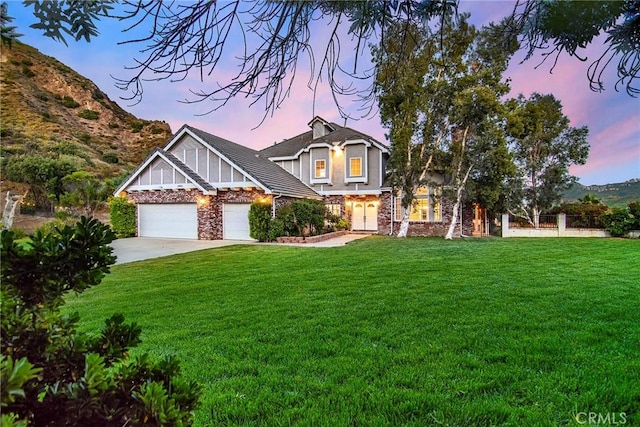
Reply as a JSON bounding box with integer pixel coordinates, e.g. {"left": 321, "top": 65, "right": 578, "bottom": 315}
{"left": 65, "top": 237, "right": 640, "bottom": 426}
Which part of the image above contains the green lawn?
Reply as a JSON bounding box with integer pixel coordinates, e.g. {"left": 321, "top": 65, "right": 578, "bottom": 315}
{"left": 65, "top": 237, "right": 640, "bottom": 426}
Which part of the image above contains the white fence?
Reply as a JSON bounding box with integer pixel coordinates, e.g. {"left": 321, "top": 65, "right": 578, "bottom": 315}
{"left": 501, "top": 213, "right": 611, "bottom": 238}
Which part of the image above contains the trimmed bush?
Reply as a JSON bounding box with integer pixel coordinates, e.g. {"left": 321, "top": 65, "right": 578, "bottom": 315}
{"left": 109, "top": 197, "right": 136, "bottom": 237}
{"left": 291, "top": 199, "right": 326, "bottom": 237}
{"left": 249, "top": 201, "right": 272, "bottom": 242}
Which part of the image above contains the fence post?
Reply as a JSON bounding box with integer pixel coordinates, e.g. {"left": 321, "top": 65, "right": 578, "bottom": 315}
{"left": 502, "top": 213, "right": 509, "bottom": 238}
{"left": 557, "top": 213, "right": 566, "bottom": 237}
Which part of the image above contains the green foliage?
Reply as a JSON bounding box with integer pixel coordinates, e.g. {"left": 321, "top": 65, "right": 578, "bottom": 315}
{"left": 5, "top": 154, "right": 77, "bottom": 204}
{"left": 130, "top": 120, "right": 144, "bottom": 133}
{"left": 101, "top": 151, "right": 119, "bottom": 163}
{"left": 1, "top": 2, "right": 22, "bottom": 47}
{"left": 108, "top": 196, "right": 136, "bottom": 237}
{"left": 601, "top": 207, "right": 636, "bottom": 237}
{"left": 275, "top": 204, "right": 297, "bottom": 236}
{"left": 59, "top": 170, "right": 106, "bottom": 216}
{"left": 548, "top": 201, "right": 608, "bottom": 228}
{"left": 23, "top": 0, "right": 114, "bottom": 45}
{"left": 51, "top": 140, "right": 78, "bottom": 155}
{"left": 59, "top": 95, "right": 79, "bottom": 108}
{"left": 628, "top": 201, "right": 640, "bottom": 229}
{"left": 267, "top": 217, "right": 285, "bottom": 241}
{"left": 511, "top": 0, "right": 638, "bottom": 95}
{"left": 506, "top": 93, "right": 590, "bottom": 219}
{"left": 77, "top": 109, "right": 99, "bottom": 120}
{"left": 290, "top": 199, "right": 326, "bottom": 237}
{"left": 1, "top": 356, "right": 42, "bottom": 407}
{"left": 0, "top": 217, "right": 201, "bottom": 425}
{"left": 248, "top": 200, "right": 272, "bottom": 242}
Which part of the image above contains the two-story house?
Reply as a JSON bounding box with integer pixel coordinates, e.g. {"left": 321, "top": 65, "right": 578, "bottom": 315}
{"left": 114, "top": 117, "right": 473, "bottom": 239}
{"left": 259, "top": 117, "right": 389, "bottom": 232}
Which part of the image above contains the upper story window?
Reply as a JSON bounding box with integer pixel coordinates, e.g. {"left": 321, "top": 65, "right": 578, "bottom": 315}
{"left": 349, "top": 157, "right": 362, "bottom": 177}
{"left": 315, "top": 159, "right": 327, "bottom": 178}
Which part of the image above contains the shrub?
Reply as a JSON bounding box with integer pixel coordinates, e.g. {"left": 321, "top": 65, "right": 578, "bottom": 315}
{"left": 268, "top": 217, "right": 285, "bottom": 241}
{"left": 77, "top": 109, "right": 99, "bottom": 120}
{"left": 0, "top": 218, "right": 201, "bottom": 425}
{"left": 21, "top": 65, "right": 35, "bottom": 78}
{"left": 628, "top": 201, "right": 640, "bottom": 229}
{"left": 130, "top": 121, "right": 144, "bottom": 133}
{"left": 275, "top": 204, "right": 297, "bottom": 236}
{"left": 60, "top": 96, "right": 79, "bottom": 108}
{"left": 249, "top": 200, "right": 272, "bottom": 242}
{"left": 601, "top": 207, "right": 635, "bottom": 237}
{"left": 109, "top": 196, "right": 136, "bottom": 237}
{"left": 291, "top": 199, "right": 326, "bottom": 237}
{"left": 102, "top": 152, "right": 119, "bottom": 164}
{"left": 77, "top": 133, "right": 92, "bottom": 143}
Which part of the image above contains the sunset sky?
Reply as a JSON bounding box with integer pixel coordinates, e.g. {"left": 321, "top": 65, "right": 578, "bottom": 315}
{"left": 8, "top": 1, "right": 640, "bottom": 185}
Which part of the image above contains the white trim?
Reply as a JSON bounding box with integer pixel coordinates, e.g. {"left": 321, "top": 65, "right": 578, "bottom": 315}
{"left": 314, "top": 189, "right": 382, "bottom": 196}
{"left": 314, "top": 159, "right": 327, "bottom": 179}
{"left": 379, "top": 150, "right": 384, "bottom": 187}
{"left": 114, "top": 150, "right": 210, "bottom": 196}
{"left": 166, "top": 127, "right": 268, "bottom": 192}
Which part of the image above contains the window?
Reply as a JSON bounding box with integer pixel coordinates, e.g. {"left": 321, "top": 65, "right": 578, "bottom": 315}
{"left": 349, "top": 157, "right": 362, "bottom": 177}
{"left": 314, "top": 159, "right": 326, "bottom": 178}
{"left": 326, "top": 204, "right": 341, "bottom": 217}
{"left": 394, "top": 186, "right": 442, "bottom": 222}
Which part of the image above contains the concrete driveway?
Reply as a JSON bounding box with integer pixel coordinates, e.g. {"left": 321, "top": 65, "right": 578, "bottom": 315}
{"left": 109, "top": 237, "right": 249, "bottom": 264}
{"left": 110, "top": 234, "right": 370, "bottom": 265}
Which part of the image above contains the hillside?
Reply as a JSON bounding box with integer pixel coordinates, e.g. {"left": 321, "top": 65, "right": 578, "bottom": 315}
{"left": 0, "top": 41, "right": 171, "bottom": 190}
{"left": 562, "top": 179, "right": 640, "bottom": 207}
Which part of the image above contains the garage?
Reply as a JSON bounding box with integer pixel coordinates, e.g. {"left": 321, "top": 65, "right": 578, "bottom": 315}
{"left": 138, "top": 204, "right": 198, "bottom": 239}
{"left": 223, "top": 203, "right": 252, "bottom": 240}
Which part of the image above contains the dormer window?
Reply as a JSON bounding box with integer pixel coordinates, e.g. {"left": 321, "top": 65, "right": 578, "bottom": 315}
{"left": 315, "top": 159, "right": 326, "bottom": 178}
{"left": 309, "top": 116, "right": 336, "bottom": 139}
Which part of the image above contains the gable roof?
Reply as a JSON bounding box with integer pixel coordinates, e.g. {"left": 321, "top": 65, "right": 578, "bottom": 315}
{"left": 259, "top": 119, "right": 389, "bottom": 159}
{"left": 114, "top": 147, "right": 217, "bottom": 195}
{"left": 175, "top": 125, "right": 320, "bottom": 199}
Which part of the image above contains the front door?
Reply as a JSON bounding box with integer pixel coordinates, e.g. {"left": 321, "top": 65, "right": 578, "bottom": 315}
{"left": 472, "top": 204, "right": 487, "bottom": 236}
{"left": 352, "top": 202, "right": 378, "bottom": 231}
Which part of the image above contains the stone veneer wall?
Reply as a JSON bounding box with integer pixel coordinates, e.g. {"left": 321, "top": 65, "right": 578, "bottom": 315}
{"left": 324, "top": 195, "right": 346, "bottom": 217}
{"left": 377, "top": 191, "right": 474, "bottom": 237}
{"left": 127, "top": 189, "right": 269, "bottom": 240}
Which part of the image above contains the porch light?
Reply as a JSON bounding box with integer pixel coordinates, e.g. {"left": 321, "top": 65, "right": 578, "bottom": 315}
{"left": 197, "top": 196, "right": 208, "bottom": 206}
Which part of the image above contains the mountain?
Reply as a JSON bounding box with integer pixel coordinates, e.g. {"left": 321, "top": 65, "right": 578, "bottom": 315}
{"left": 562, "top": 179, "right": 640, "bottom": 207}
{"left": 0, "top": 41, "right": 172, "bottom": 191}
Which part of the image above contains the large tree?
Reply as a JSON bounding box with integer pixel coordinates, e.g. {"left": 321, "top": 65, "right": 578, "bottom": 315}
{"left": 374, "top": 14, "right": 515, "bottom": 238}
{"left": 505, "top": 93, "right": 590, "bottom": 226}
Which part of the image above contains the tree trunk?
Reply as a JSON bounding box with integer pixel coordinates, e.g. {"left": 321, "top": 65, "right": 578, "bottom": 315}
{"left": 445, "top": 164, "right": 473, "bottom": 240}
{"left": 2, "top": 191, "right": 25, "bottom": 230}
{"left": 445, "top": 195, "right": 461, "bottom": 240}
{"left": 397, "top": 207, "right": 410, "bottom": 238}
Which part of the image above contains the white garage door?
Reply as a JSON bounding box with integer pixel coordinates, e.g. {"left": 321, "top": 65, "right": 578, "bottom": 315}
{"left": 138, "top": 204, "right": 198, "bottom": 239}
{"left": 223, "top": 203, "right": 252, "bottom": 240}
